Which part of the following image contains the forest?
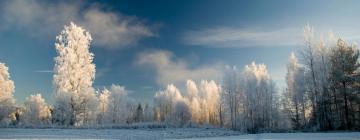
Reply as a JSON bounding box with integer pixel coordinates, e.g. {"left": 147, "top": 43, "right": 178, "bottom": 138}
{"left": 0, "top": 22, "right": 359, "bottom": 133}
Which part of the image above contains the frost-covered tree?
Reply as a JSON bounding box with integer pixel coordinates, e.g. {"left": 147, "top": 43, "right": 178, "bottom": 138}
{"left": 174, "top": 98, "right": 191, "bottom": 126}
{"left": 154, "top": 84, "right": 184, "bottom": 123}
{"left": 53, "top": 22, "right": 97, "bottom": 126}
{"left": 22, "top": 94, "right": 51, "bottom": 126}
{"left": 186, "top": 80, "right": 201, "bottom": 124}
{"left": 107, "top": 84, "right": 128, "bottom": 124}
{"left": 300, "top": 24, "right": 333, "bottom": 129}
{"left": 0, "top": 62, "right": 16, "bottom": 126}
{"left": 300, "top": 24, "right": 320, "bottom": 127}
{"left": 97, "top": 88, "right": 110, "bottom": 125}
{"left": 243, "top": 62, "right": 279, "bottom": 133}
{"left": 198, "top": 80, "right": 221, "bottom": 125}
{"left": 222, "top": 66, "right": 242, "bottom": 130}
{"left": 222, "top": 62, "right": 282, "bottom": 132}
{"left": 284, "top": 53, "right": 307, "bottom": 129}
{"left": 96, "top": 84, "right": 132, "bottom": 125}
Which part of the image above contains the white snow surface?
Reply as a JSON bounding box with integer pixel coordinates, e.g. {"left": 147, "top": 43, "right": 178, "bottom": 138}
{"left": 0, "top": 128, "right": 240, "bottom": 139}
{"left": 172, "top": 132, "right": 360, "bottom": 140}
{"left": 0, "top": 128, "right": 359, "bottom": 140}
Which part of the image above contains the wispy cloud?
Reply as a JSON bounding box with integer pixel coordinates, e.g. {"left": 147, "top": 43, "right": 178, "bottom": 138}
{"left": 135, "top": 50, "right": 224, "bottom": 86}
{"left": 35, "top": 70, "right": 53, "bottom": 73}
{"left": 183, "top": 25, "right": 360, "bottom": 48}
{"left": 182, "top": 26, "right": 303, "bottom": 48}
{"left": 0, "top": 0, "right": 157, "bottom": 48}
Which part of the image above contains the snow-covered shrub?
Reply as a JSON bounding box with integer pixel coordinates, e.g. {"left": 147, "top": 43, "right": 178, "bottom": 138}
{"left": 22, "top": 94, "right": 51, "bottom": 126}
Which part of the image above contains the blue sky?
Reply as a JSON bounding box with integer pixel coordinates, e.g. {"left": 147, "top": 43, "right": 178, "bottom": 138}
{"left": 1, "top": 0, "right": 360, "bottom": 104}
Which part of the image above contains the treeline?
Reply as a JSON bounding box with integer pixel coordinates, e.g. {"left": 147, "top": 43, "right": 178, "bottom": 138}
{"left": 0, "top": 23, "right": 358, "bottom": 133}
{"left": 283, "top": 24, "right": 360, "bottom": 131}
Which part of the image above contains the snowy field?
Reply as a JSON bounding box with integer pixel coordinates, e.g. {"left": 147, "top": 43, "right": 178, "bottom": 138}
{"left": 0, "top": 128, "right": 240, "bottom": 139}
{"left": 172, "top": 132, "right": 360, "bottom": 140}
{"left": 0, "top": 128, "right": 359, "bottom": 140}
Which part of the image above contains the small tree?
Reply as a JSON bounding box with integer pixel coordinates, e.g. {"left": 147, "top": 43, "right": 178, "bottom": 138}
{"left": 143, "top": 104, "right": 154, "bottom": 122}
{"left": 22, "top": 94, "right": 51, "bottom": 126}
{"left": 97, "top": 88, "right": 110, "bottom": 125}
{"left": 134, "top": 104, "right": 143, "bottom": 122}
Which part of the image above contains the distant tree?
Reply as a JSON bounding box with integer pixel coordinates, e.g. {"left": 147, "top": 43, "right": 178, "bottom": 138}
{"left": 108, "top": 84, "right": 129, "bottom": 124}
{"left": 222, "top": 66, "right": 242, "bottom": 130}
{"left": 96, "top": 84, "right": 134, "bottom": 125}
{"left": 186, "top": 80, "right": 201, "bottom": 124}
{"left": 198, "top": 80, "right": 221, "bottom": 125}
{"left": 154, "top": 84, "right": 183, "bottom": 123}
{"left": 143, "top": 104, "right": 154, "bottom": 122}
{"left": 222, "top": 62, "right": 283, "bottom": 133}
{"left": 97, "top": 88, "right": 110, "bottom": 125}
{"left": 53, "top": 22, "right": 97, "bottom": 126}
{"left": 134, "top": 104, "right": 143, "bottom": 122}
{"left": 22, "top": 94, "right": 51, "bottom": 126}
{"left": 174, "top": 99, "right": 191, "bottom": 126}
{"left": 0, "top": 62, "right": 16, "bottom": 126}
{"left": 243, "top": 62, "right": 279, "bottom": 133}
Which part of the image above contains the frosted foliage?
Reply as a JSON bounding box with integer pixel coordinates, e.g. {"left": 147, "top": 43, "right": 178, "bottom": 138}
{"left": 53, "top": 22, "right": 95, "bottom": 95}
{"left": 289, "top": 52, "right": 298, "bottom": 67}
{"left": 244, "top": 62, "right": 269, "bottom": 82}
{"left": 23, "top": 94, "right": 51, "bottom": 125}
{"left": 304, "top": 23, "right": 314, "bottom": 43}
{"left": 198, "top": 80, "right": 221, "bottom": 124}
{"left": 155, "top": 84, "right": 183, "bottom": 106}
{"left": 186, "top": 80, "right": 198, "bottom": 99}
{"left": 186, "top": 80, "right": 201, "bottom": 123}
{"left": 0, "top": 63, "right": 15, "bottom": 101}
{"left": 0, "top": 63, "right": 15, "bottom": 125}
{"left": 98, "top": 88, "right": 110, "bottom": 115}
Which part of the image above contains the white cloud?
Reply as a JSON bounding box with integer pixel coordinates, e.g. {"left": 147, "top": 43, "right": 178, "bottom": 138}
{"left": 183, "top": 26, "right": 303, "bottom": 48}
{"left": 0, "top": 0, "right": 155, "bottom": 48}
{"left": 135, "top": 50, "right": 223, "bottom": 86}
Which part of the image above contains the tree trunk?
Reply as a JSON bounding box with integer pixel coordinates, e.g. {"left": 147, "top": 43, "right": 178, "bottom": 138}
{"left": 343, "top": 81, "right": 350, "bottom": 129}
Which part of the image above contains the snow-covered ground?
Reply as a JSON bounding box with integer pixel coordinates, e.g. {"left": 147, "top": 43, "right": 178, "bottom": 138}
{"left": 172, "top": 132, "right": 360, "bottom": 140}
{"left": 0, "top": 128, "right": 240, "bottom": 139}
{"left": 0, "top": 128, "right": 359, "bottom": 140}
